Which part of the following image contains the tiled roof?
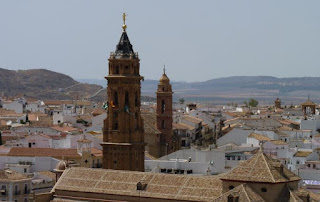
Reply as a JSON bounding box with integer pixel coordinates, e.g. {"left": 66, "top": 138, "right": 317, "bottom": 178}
{"left": 8, "top": 147, "right": 80, "bottom": 158}
{"left": 212, "top": 184, "right": 265, "bottom": 202}
{"left": 182, "top": 115, "right": 202, "bottom": 124}
{"left": 141, "top": 113, "right": 161, "bottom": 134}
{"left": 0, "top": 169, "right": 31, "bottom": 181}
{"left": 301, "top": 100, "right": 317, "bottom": 106}
{"left": 294, "top": 151, "right": 312, "bottom": 157}
{"left": 269, "top": 140, "right": 288, "bottom": 145}
{"left": 173, "top": 122, "right": 190, "bottom": 130}
{"left": 90, "top": 148, "right": 102, "bottom": 157}
{"left": 248, "top": 133, "right": 271, "bottom": 141}
{"left": 220, "top": 149, "right": 300, "bottom": 183}
{"left": 51, "top": 125, "right": 81, "bottom": 133}
{"left": 53, "top": 167, "right": 223, "bottom": 201}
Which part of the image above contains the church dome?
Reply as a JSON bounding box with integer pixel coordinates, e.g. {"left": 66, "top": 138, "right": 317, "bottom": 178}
{"left": 55, "top": 160, "right": 67, "bottom": 171}
{"left": 159, "top": 73, "right": 170, "bottom": 85}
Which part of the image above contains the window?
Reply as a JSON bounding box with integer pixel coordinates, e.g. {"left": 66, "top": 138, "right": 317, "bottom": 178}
{"left": 162, "top": 100, "right": 165, "bottom": 113}
{"left": 24, "top": 184, "right": 28, "bottom": 194}
{"left": 114, "top": 92, "right": 118, "bottom": 106}
{"left": 125, "top": 91, "right": 129, "bottom": 106}
{"left": 113, "top": 160, "right": 117, "bottom": 169}
{"left": 162, "top": 120, "right": 165, "bottom": 129}
{"left": 115, "top": 66, "right": 119, "bottom": 74}
{"left": 229, "top": 186, "right": 234, "bottom": 190}
{"left": 24, "top": 168, "right": 27, "bottom": 173}
{"left": 1, "top": 185, "right": 6, "bottom": 196}
{"left": 296, "top": 160, "right": 300, "bottom": 165}
{"left": 261, "top": 188, "right": 267, "bottom": 192}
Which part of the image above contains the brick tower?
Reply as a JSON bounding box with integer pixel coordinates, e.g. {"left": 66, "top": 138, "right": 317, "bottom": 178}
{"left": 156, "top": 67, "right": 174, "bottom": 154}
{"left": 101, "top": 14, "right": 145, "bottom": 172}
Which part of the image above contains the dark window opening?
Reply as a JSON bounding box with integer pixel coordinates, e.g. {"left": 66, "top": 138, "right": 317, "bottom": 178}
{"left": 115, "top": 66, "right": 120, "bottom": 74}
{"left": 113, "top": 160, "right": 117, "bottom": 169}
{"left": 229, "top": 186, "right": 234, "bottom": 190}
{"left": 261, "top": 188, "right": 267, "bottom": 192}
{"left": 162, "top": 120, "right": 165, "bottom": 129}
{"left": 114, "top": 92, "right": 118, "bottom": 106}
{"left": 162, "top": 100, "right": 165, "bottom": 113}
{"left": 125, "top": 91, "right": 129, "bottom": 106}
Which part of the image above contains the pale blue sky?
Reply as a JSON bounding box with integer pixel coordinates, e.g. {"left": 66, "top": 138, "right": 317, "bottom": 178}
{"left": 0, "top": 1, "right": 319, "bottom": 82}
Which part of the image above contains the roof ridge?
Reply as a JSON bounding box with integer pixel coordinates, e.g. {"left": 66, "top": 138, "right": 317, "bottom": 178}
{"left": 260, "top": 152, "right": 277, "bottom": 183}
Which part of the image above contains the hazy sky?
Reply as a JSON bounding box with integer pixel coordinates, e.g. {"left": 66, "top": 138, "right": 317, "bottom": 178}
{"left": 0, "top": 1, "right": 320, "bottom": 82}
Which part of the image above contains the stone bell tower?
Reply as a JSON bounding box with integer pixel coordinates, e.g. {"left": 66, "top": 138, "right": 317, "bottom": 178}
{"left": 156, "top": 67, "right": 174, "bottom": 154}
{"left": 101, "top": 13, "right": 145, "bottom": 172}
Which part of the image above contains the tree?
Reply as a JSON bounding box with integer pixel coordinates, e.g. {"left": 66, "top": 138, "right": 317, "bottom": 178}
{"left": 179, "top": 98, "right": 185, "bottom": 104}
{"left": 248, "top": 98, "right": 259, "bottom": 107}
{"left": 244, "top": 98, "right": 259, "bottom": 107}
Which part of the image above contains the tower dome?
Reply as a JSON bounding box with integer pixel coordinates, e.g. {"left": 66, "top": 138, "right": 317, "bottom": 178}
{"left": 160, "top": 73, "right": 170, "bottom": 85}
{"left": 159, "top": 67, "right": 170, "bottom": 85}
{"left": 55, "top": 160, "right": 67, "bottom": 171}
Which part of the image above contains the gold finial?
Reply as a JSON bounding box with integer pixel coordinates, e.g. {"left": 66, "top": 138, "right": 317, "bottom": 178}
{"left": 122, "top": 13, "right": 127, "bottom": 31}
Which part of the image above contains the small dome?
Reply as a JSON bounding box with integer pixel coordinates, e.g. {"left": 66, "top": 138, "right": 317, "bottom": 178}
{"left": 159, "top": 73, "right": 170, "bottom": 85}
{"left": 55, "top": 161, "right": 67, "bottom": 171}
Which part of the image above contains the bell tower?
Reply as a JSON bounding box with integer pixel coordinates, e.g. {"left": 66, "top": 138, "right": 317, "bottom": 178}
{"left": 156, "top": 67, "right": 174, "bottom": 154}
{"left": 101, "top": 13, "right": 145, "bottom": 172}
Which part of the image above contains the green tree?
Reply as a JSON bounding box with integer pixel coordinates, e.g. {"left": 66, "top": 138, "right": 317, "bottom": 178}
{"left": 244, "top": 98, "right": 259, "bottom": 107}
{"left": 179, "top": 98, "right": 185, "bottom": 104}
{"left": 248, "top": 98, "right": 259, "bottom": 107}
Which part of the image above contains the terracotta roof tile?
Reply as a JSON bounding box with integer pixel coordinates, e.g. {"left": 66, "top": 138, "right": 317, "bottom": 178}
{"left": 220, "top": 149, "right": 300, "bottom": 183}
{"left": 248, "top": 133, "right": 271, "bottom": 141}
{"left": 294, "top": 151, "right": 312, "bottom": 157}
{"left": 53, "top": 167, "right": 222, "bottom": 201}
{"left": 0, "top": 169, "right": 31, "bottom": 181}
{"left": 212, "top": 183, "right": 265, "bottom": 202}
{"left": 8, "top": 147, "right": 80, "bottom": 158}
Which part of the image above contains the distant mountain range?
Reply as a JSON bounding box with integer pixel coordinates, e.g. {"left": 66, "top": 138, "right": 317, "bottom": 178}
{"left": 1, "top": 68, "right": 320, "bottom": 104}
{"left": 78, "top": 76, "right": 320, "bottom": 104}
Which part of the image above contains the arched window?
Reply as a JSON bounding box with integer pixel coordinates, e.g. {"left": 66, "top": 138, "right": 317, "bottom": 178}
{"left": 162, "top": 100, "right": 166, "bottom": 113}
{"left": 125, "top": 91, "right": 129, "bottom": 106}
{"left": 114, "top": 92, "right": 118, "bottom": 106}
{"left": 115, "top": 66, "right": 120, "bottom": 74}
{"left": 135, "top": 92, "right": 139, "bottom": 106}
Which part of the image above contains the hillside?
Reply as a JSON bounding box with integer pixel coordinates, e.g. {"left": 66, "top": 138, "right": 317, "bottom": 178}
{"left": 2, "top": 68, "right": 320, "bottom": 104}
{"left": 0, "top": 68, "right": 102, "bottom": 100}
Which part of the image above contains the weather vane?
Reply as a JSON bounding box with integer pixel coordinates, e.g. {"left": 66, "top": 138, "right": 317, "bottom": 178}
{"left": 122, "top": 13, "right": 127, "bottom": 31}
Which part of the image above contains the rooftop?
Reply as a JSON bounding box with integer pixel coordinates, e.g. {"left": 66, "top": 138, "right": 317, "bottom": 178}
{"left": 53, "top": 167, "right": 223, "bottom": 201}
{"left": 220, "top": 149, "right": 300, "bottom": 183}
{"left": 8, "top": 147, "right": 80, "bottom": 158}
{"left": 248, "top": 133, "right": 271, "bottom": 141}
{"left": 294, "top": 151, "right": 312, "bottom": 157}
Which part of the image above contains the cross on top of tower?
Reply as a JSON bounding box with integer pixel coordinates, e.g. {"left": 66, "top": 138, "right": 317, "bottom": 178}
{"left": 122, "top": 13, "right": 127, "bottom": 31}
